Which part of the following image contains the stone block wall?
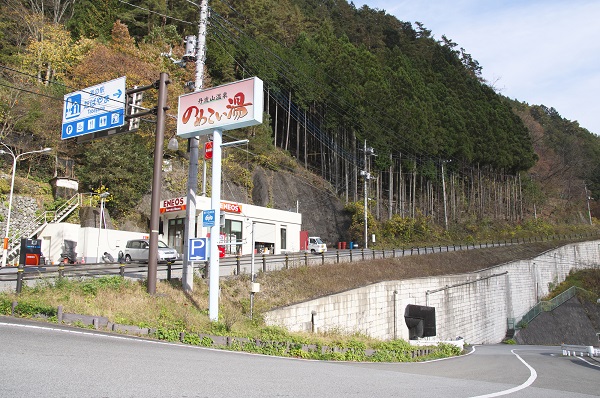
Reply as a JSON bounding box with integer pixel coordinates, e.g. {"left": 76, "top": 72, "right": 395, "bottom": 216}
{"left": 264, "top": 241, "right": 600, "bottom": 344}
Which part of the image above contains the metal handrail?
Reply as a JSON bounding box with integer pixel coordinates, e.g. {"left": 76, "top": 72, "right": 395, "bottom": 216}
{"left": 510, "top": 286, "right": 581, "bottom": 329}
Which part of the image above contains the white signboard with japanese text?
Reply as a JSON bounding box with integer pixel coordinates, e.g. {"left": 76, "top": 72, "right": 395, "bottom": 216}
{"left": 177, "top": 77, "right": 263, "bottom": 138}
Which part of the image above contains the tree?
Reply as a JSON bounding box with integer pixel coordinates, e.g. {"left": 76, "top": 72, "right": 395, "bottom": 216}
{"left": 77, "top": 133, "right": 153, "bottom": 219}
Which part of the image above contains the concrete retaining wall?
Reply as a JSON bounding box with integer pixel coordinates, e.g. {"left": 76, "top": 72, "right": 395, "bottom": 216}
{"left": 264, "top": 241, "right": 600, "bottom": 344}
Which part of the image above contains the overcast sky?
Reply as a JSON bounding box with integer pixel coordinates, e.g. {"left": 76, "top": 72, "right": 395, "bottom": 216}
{"left": 359, "top": 0, "right": 600, "bottom": 135}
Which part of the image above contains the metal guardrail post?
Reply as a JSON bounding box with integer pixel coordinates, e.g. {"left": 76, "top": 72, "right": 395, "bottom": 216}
{"left": 372, "top": 249, "right": 375, "bottom": 259}
{"left": 304, "top": 252, "right": 308, "bottom": 267}
{"left": 285, "top": 254, "right": 289, "bottom": 269}
{"left": 16, "top": 264, "right": 24, "bottom": 294}
{"left": 349, "top": 250, "right": 353, "bottom": 262}
{"left": 119, "top": 263, "right": 125, "bottom": 277}
{"left": 236, "top": 255, "right": 241, "bottom": 275}
{"left": 58, "top": 263, "right": 64, "bottom": 278}
{"left": 167, "top": 261, "right": 172, "bottom": 281}
{"left": 321, "top": 253, "right": 324, "bottom": 265}
{"left": 336, "top": 250, "right": 339, "bottom": 263}
{"left": 262, "top": 254, "right": 266, "bottom": 272}
{"left": 361, "top": 249, "right": 364, "bottom": 260}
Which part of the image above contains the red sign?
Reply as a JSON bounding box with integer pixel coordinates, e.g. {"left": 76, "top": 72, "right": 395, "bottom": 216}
{"left": 220, "top": 201, "right": 242, "bottom": 213}
{"left": 160, "top": 197, "right": 186, "bottom": 213}
{"left": 205, "top": 141, "right": 213, "bottom": 160}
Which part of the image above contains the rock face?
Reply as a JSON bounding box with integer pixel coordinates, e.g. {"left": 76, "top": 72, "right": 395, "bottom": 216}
{"left": 0, "top": 196, "right": 41, "bottom": 237}
{"left": 514, "top": 297, "right": 600, "bottom": 346}
{"left": 220, "top": 166, "right": 352, "bottom": 246}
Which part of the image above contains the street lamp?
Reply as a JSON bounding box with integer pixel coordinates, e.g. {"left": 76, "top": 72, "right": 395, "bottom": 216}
{"left": 95, "top": 191, "right": 110, "bottom": 262}
{"left": 0, "top": 143, "right": 52, "bottom": 267}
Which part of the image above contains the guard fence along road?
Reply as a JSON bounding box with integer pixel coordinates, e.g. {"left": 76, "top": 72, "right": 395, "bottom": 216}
{"left": 0, "top": 233, "right": 598, "bottom": 293}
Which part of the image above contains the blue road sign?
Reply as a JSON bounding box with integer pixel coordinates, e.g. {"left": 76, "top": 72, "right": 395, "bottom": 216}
{"left": 61, "top": 76, "right": 126, "bottom": 140}
{"left": 203, "top": 209, "right": 216, "bottom": 227}
{"left": 189, "top": 238, "right": 208, "bottom": 261}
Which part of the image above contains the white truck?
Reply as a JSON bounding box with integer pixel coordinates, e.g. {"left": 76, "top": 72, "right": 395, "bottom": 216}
{"left": 307, "top": 236, "right": 327, "bottom": 253}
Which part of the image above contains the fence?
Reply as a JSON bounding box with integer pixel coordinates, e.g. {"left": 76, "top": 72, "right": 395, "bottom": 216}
{"left": 508, "top": 286, "right": 583, "bottom": 330}
{"left": 2, "top": 232, "right": 599, "bottom": 294}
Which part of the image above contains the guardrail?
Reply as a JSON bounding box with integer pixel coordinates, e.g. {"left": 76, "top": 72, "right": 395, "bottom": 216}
{"left": 2, "top": 232, "right": 600, "bottom": 293}
{"left": 561, "top": 344, "right": 598, "bottom": 357}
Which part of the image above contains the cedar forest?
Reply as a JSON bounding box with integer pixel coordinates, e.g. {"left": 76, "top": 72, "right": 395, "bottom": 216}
{"left": 1, "top": 0, "right": 599, "bottom": 245}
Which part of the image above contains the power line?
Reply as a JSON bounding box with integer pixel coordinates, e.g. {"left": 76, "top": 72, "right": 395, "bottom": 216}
{"left": 117, "top": 0, "right": 195, "bottom": 26}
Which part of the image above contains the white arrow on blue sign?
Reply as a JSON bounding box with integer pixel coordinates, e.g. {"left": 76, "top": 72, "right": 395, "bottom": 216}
{"left": 203, "top": 209, "right": 216, "bottom": 227}
{"left": 189, "top": 237, "right": 209, "bottom": 261}
{"left": 61, "top": 76, "right": 126, "bottom": 140}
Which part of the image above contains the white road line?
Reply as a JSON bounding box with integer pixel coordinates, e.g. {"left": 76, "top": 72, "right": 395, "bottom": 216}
{"left": 470, "top": 349, "right": 537, "bottom": 398}
{"left": 577, "top": 357, "right": 600, "bottom": 368}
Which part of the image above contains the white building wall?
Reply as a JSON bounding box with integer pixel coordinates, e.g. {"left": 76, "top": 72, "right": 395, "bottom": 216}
{"left": 38, "top": 223, "right": 148, "bottom": 263}
{"left": 160, "top": 196, "right": 302, "bottom": 256}
{"left": 264, "top": 241, "right": 600, "bottom": 344}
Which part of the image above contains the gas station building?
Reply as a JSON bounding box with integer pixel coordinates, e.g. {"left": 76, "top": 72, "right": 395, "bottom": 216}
{"left": 160, "top": 196, "right": 302, "bottom": 257}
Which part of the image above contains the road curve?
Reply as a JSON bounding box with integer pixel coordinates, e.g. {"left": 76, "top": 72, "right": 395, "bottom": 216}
{"left": 0, "top": 317, "right": 598, "bottom": 398}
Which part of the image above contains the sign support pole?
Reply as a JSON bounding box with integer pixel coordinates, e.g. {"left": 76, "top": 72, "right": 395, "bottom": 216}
{"left": 208, "top": 128, "right": 222, "bottom": 321}
{"left": 182, "top": 0, "right": 209, "bottom": 293}
{"left": 147, "top": 72, "right": 170, "bottom": 295}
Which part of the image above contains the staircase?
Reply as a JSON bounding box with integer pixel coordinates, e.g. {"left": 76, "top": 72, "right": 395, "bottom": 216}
{"left": 506, "top": 286, "right": 581, "bottom": 334}
{"left": 2, "top": 193, "right": 81, "bottom": 265}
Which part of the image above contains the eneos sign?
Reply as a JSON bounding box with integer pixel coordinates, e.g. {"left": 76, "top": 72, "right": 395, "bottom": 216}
{"left": 220, "top": 201, "right": 241, "bottom": 213}
{"left": 177, "top": 77, "right": 263, "bottom": 138}
{"left": 160, "top": 197, "right": 186, "bottom": 213}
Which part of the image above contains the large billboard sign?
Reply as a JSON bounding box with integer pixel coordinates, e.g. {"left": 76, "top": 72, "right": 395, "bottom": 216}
{"left": 61, "top": 76, "right": 126, "bottom": 140}
{"left": 177, "top": 77, "right": 263, "bottom": 138}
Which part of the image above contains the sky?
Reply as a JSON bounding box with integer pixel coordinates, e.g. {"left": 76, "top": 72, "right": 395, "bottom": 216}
{"left": 359, "top": 0, "right": 600, "bottom": 135}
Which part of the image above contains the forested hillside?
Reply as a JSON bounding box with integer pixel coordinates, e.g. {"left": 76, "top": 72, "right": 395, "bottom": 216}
{"left": 0, "top": 0, "right": 599, "bottom": 244}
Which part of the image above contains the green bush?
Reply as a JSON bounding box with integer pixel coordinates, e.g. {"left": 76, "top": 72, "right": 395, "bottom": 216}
{"left": 13, "top": 301, "right": 57, "bottom": 318}
{"left": 0, "top": 297, "right": 12, "bottom": 315}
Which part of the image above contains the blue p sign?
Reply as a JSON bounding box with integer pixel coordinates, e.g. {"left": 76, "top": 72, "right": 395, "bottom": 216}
{"left": 189, "top": 237, "right": 208, "bottom": 261}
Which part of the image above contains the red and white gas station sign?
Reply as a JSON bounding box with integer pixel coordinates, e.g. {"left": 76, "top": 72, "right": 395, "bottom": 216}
{"left": 160, "top": 197, "right": 186, "bottom": 213}
{"left": 205, "top": 141, "right": 213, "bottom": 159}
{"left": 220, "top": 201, "right": 242, "bottom": 213}
{"left": 177, "top": 77, "right": 263, "bottom": 139}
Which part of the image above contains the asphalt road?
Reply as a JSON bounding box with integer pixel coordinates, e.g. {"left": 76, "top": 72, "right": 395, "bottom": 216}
{"left": 1, "top": 317, "right": 598, "bottom": 398}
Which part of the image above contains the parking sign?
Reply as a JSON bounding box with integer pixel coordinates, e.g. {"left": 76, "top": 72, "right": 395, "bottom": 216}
{"left": 188, "top": 238, "right": 208, "bottom": 261}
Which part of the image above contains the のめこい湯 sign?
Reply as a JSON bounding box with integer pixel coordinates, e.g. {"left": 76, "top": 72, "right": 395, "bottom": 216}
{"left": 177, "top": 77, "right": 263, "bottom": 138}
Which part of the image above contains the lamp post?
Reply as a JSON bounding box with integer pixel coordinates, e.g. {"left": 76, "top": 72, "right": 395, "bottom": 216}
{"left": 95, "top": 191, "right": 110, "bottom": 262}
{"left": 0, "top": 143, "right": 52, "bottom": 268}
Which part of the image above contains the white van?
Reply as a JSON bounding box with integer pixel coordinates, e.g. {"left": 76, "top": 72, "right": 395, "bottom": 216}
{"left": 123, "top": 239, "right": 179, "bottom": 263}
{"left": 307, "top": 236, "right": 327, "bottom": 253}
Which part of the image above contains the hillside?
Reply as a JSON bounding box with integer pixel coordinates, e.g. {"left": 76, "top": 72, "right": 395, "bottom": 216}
{"left": 0, "top": 0, "right": 599, "bottom": 244}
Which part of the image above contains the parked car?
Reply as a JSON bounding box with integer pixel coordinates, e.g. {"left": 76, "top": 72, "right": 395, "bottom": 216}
{"left": 307, "top": 236, "right": 327, "bottom": 253}
{"left": 123, "top": 239, "right": 179, "bottom": 263}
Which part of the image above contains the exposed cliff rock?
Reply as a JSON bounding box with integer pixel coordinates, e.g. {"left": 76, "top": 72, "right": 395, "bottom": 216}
{"left": 222, "top": 165, "right": 351, "bottom": 246}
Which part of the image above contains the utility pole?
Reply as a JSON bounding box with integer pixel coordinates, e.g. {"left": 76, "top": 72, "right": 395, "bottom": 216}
{"left": 360, "top": 140, "right": 374, "bottom": 249}
{"left": 182, "top": 0, "right": 209, "bottom": 292}
{"left": 585, "top": 183, "right": 593, "bottom": 225}
{"left": 148, "top": 72, "right": 170, "bottom": 295}
{"left": 441, "top": 161, "right": 448, "bottom": 230}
